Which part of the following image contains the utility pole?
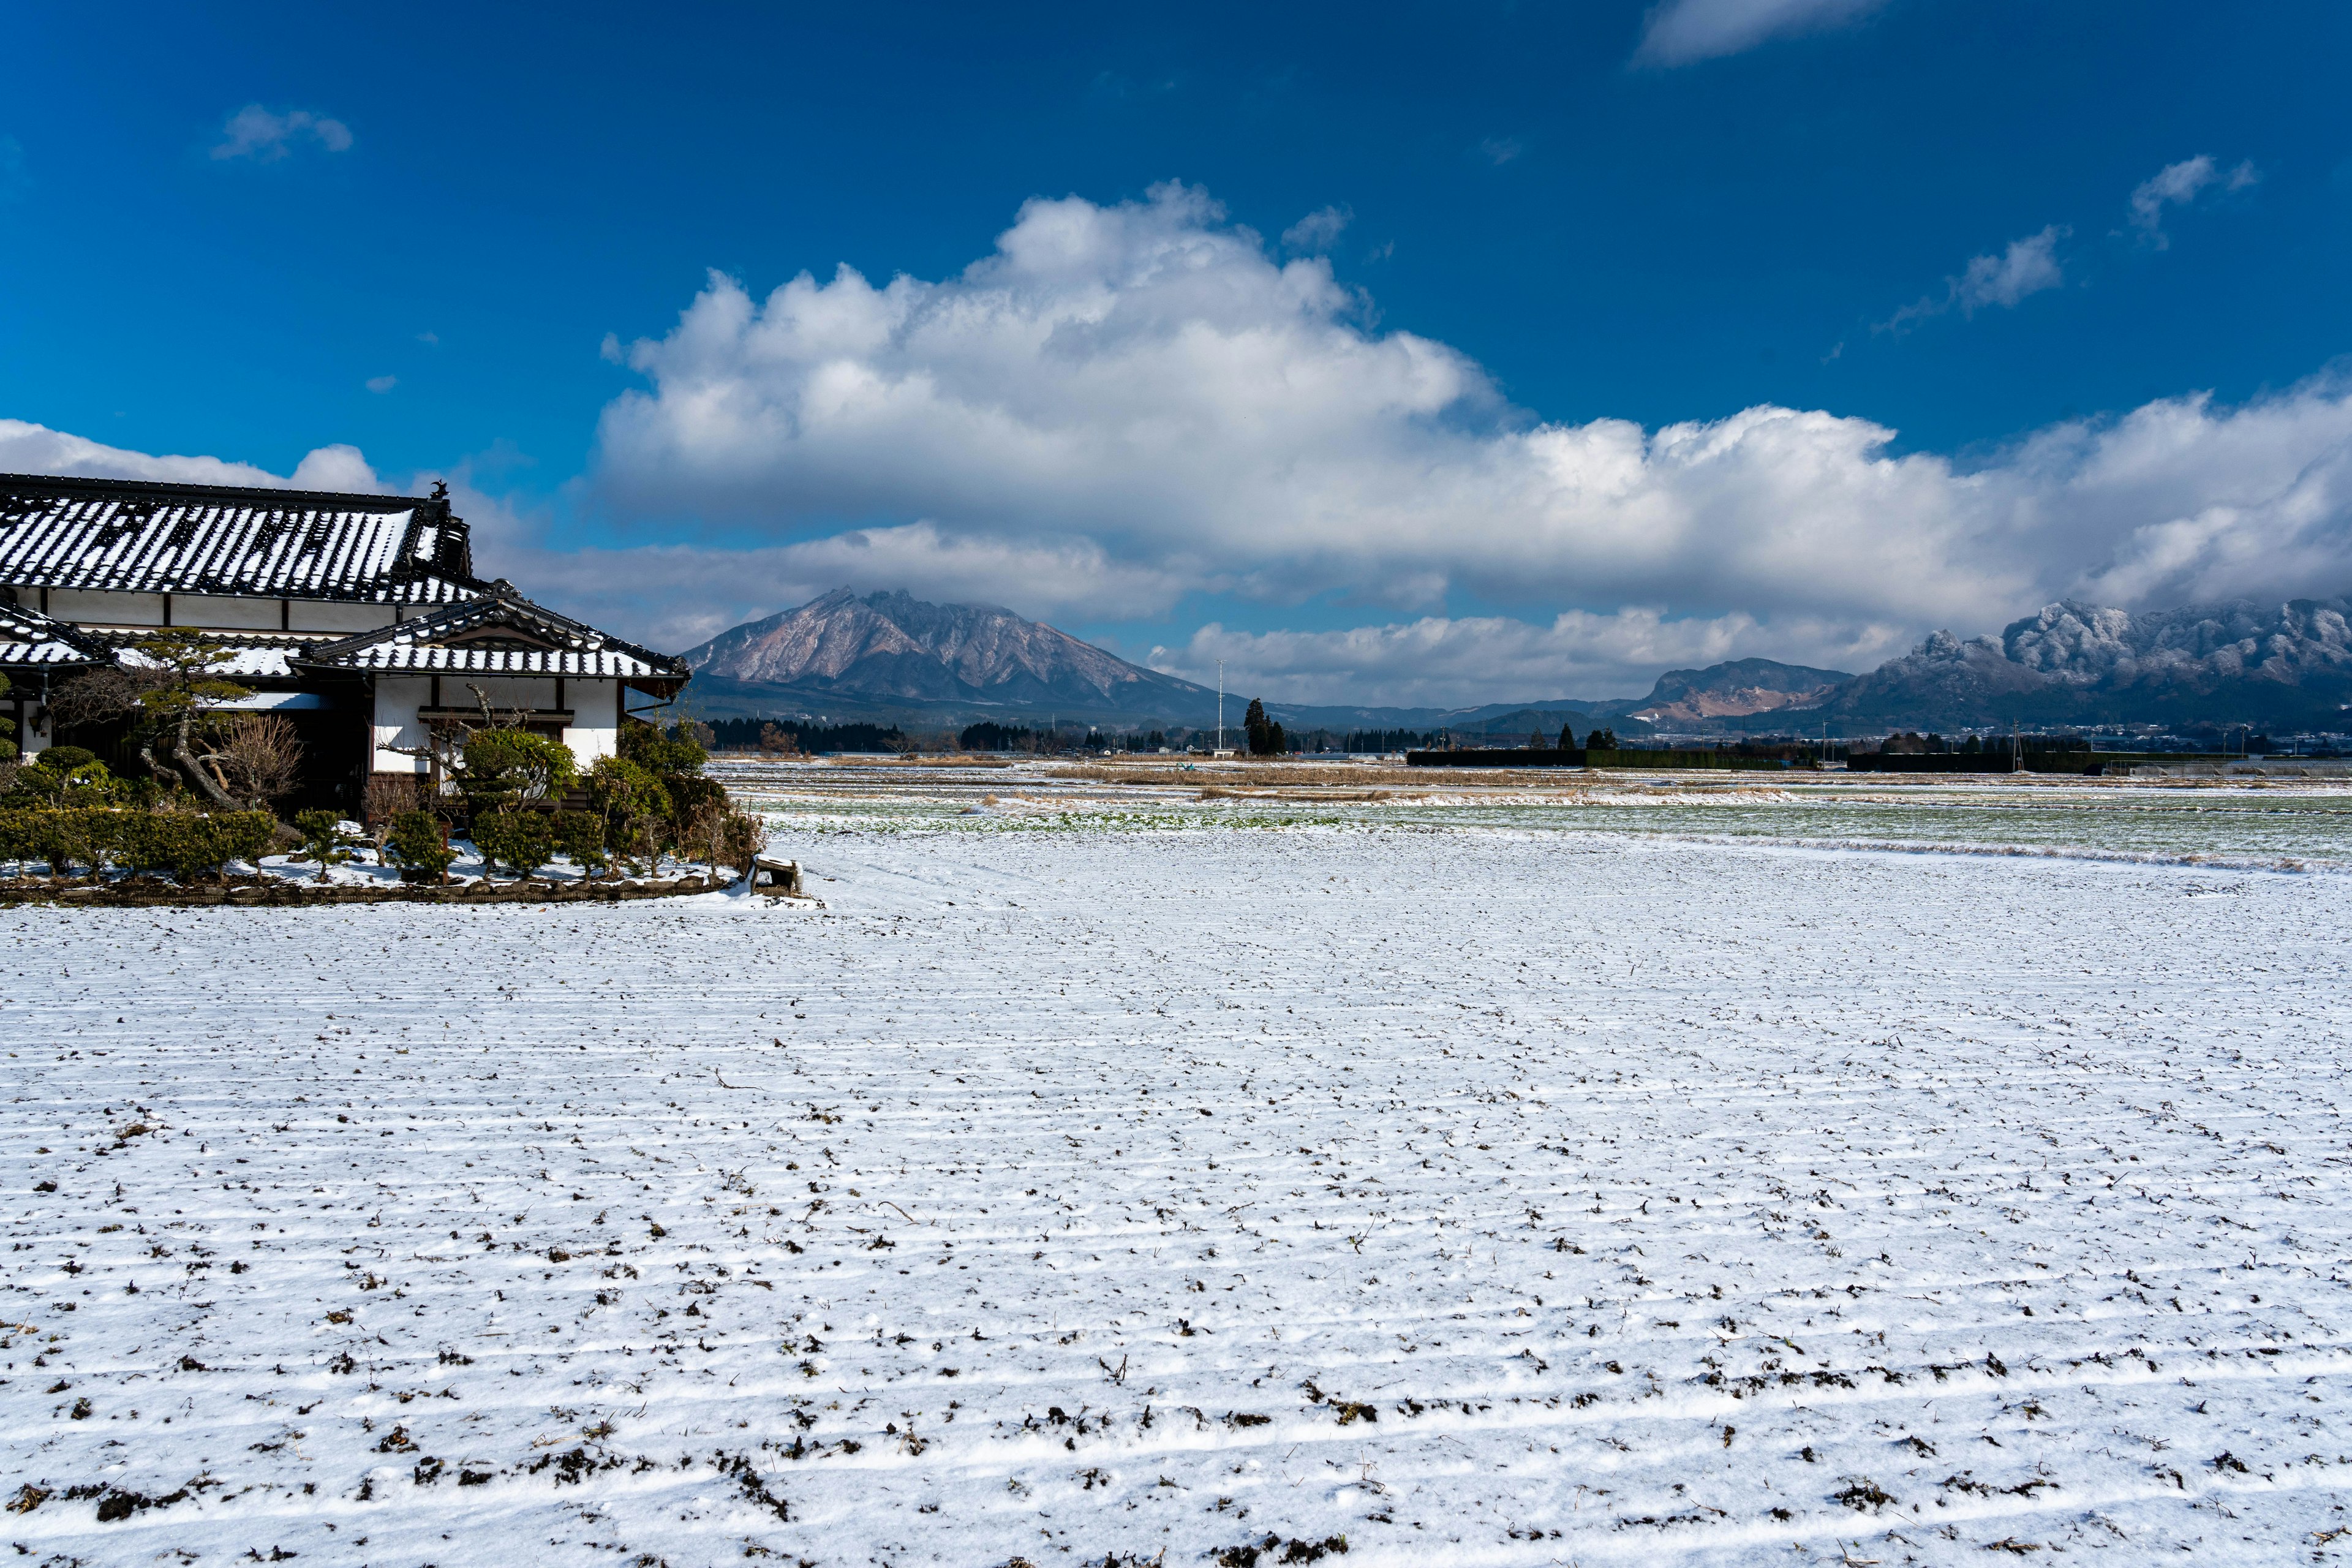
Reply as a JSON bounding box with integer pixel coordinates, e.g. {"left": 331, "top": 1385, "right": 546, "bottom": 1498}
{"left": 1216, "top": 659, "right": 1225, "bottom": 754}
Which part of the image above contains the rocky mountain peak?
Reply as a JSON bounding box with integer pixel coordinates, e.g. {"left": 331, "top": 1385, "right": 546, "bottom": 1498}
{"left": 677, "top": 588, "right": 1215, "bottom": 714}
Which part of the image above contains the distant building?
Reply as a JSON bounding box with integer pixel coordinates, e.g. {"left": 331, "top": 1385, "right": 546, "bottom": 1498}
{"left": 0, "top": 472, "right": 688, "bottom": 809}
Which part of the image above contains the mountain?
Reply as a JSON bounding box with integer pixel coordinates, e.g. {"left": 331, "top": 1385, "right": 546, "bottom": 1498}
{"left": 1611, "top": 658, "right": 1854, "bottom": 727}
{"left": 671, "top": 587, "right": 2352, "bottom": 739}
{"left": 1814, "top": 598, "right": 2352, "bottom": 730}
{"left": 679, "top": 589, "right": 1225, "bottom": 724}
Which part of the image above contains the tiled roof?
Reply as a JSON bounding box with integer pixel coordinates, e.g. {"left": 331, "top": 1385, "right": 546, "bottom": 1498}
{"left": 0, "top": 473, "right": 484, "bottom": 604}
{"left": 111, "top": 631, "right": 309, "bottom": 681}
{"left": 0, "top": 601, "right": 108, "bottom": 670}
{"left": 297, "top": 587, "right": 689, "bottom": 688}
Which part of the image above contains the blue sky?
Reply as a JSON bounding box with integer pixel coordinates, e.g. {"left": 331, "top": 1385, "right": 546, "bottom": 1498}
{"left": 6, "top": 1, "right": 2351, "bottom": 703}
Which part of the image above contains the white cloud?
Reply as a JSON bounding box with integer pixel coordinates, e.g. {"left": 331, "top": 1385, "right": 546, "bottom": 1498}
{"left": 581, "top": 184, "right": 2352, "bottom": 694}
{"left": 1280, "top": 205, "right": 1352, "bottom": 254}
{"left": 364, "top": 375, "right": 398, "bottom": 394}
{"left": 1150, "top": 608, "right": 1907, "bottom": 707}
{"left": 210, "top": 105, "right": 353, "bottom": 162}
{"left": 12, "top": 179, "right": 2352, "bottom": 705}
{"left": 477, "top": 520, "right": 1189, "bottom": 656}
{"left": 1477, "top": 137, "right": 1525, "bottom": 165}
{"left": 0, "top": 418, "right": 385, "bottom": 492}
{"left": 2127, "top": 155, "right": 2257, "bottom": 247}
{"left": 1954, "top": 225, "right": 2067, "bottom": 311}
{"left": 1632, "top": 0, "right": 1888, "bottom": 67}
{"left": 1880, "top": 225, "right": 2067, "bottom": 331}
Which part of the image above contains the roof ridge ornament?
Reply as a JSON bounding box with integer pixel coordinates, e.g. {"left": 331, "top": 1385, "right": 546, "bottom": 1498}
{"left": 430, "top": 479, "right": 450, "bottom": 501}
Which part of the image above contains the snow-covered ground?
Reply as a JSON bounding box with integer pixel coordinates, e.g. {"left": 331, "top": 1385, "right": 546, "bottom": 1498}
{"left": 6, "top": 789, "right": 2351, "bottom": 1565}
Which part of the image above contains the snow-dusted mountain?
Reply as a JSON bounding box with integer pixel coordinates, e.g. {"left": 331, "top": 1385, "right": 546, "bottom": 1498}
{"left": 679, "top": 589, "right": 1219, "bottom": 718}
{"left": 1819, "top": 597, "right": 2352, "bottom": 728}
{"left": 1622, "top": 658, "right": 1855, "bottom": 725}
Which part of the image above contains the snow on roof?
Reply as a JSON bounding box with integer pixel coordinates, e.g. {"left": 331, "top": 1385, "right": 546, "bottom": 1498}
{"left": 298, "top": 586, "right": 688, "bottom": 690}
{"left": 113, "top": 633, "right": 303, "bottom": 680}
{"left": 0, "top": 600, "right": 108, "bottom": 669}
{"left": 0, "top": 472, "right": 483, "bottom": 604}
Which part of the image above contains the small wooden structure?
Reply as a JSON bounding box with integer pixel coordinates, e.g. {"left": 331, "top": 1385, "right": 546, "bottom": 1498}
{"left": 750, "top": 855, "right": 804, "bottom": 895}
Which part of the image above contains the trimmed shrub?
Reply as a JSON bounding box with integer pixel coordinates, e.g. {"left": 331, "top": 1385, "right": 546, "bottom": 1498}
{"left": 461, "top": 729, "right": 578, "bottom": 812}
{"left": 473, "top": 810, "right": 555, "bottom": 879}
{"left": 586, "top": 756, "right": 671, "bottom": 864}
{"left": 662, "top": 774, "right": 727, "bottom": 837}
{"left": 291, "top": 810, "right": 356, "bottom": 881}
{"left": 383, "top": 810, "right": 455, "bottom": 884}
{"left": 26, "top": 809, "right": 122, "bottom": 877}
{"left": 619, "top": 719, "right": 707, "bottom": 777}
{"left": 552, "top": 810, "right": 608, "bottom": 877}
{"left": 3, "top": 751, "right": 123, "bottom": 809}
{"left": 119, "top": 811, "right": 273, "bottom": 880}
{"left": 0, "top": 808, "right": 270, "bottom": 880}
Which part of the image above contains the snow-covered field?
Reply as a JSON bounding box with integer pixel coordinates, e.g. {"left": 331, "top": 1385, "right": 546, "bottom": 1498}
{"left": 6, "top": 780, "right": 2351, "bottom": 1565}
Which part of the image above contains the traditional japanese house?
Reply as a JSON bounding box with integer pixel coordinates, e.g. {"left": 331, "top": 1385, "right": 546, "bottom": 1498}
{"left": 0, "top": 472, "right": 688, "bottom": 809}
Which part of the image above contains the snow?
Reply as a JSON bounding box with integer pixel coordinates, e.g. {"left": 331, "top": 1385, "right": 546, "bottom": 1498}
{"left": 5, "top": 776, "right": 2351, "bottom": 1564}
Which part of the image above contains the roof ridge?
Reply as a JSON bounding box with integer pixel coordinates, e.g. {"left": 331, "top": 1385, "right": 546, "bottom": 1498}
{"left": 296, "top": 589, "right": 688, "bottom": 677}
{"left": 0, "top": 471, "right": 447, "bottom": 513}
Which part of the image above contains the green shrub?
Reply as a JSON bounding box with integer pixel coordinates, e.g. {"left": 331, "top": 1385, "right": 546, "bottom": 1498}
{"left": 461, "top": 729, "right": 577, "bottom": 812}
{"left": 587, "top": 756, "right": 671, "bottom": 865}
{"left": 552, "top": 810, "right": 608, "bottom": 877}
{"left": 118, "top": 811, "right": 274, "bottom": 880}
{"left": 383, "top": 810, "right": 455, "bottom": 883}
{"left": 0, "top": 809, "right": 112, "bottom": 873}
{"left": 662, "top": 774, "right": 727, "bottom": 837}
{"left": 0, "top": 807, "right": 268, "bottom": 880}
{"left": 4, "top": 750, "right": 122, "bottom": 809}
{"left": 291, "top": 810, "right": 356, "bottom": 881}
{"left": 31, "top": 809, "right": 123, "bottom": 877}
{"left": 472, "top": 810, "right": 555, "bottom": 879}
{"left": 715, "top": 809, "right": 767, "bottom": 877}
{"left": 619, "top": 718, "right": 707, "bottom": 777}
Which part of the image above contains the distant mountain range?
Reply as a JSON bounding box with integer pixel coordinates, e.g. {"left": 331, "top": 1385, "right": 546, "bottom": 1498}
{"left": 1811, "top": 598, "right": 2352, "bottom": 731}
{"left": 673, "top": 588, "right": 2352, "bottom": 736}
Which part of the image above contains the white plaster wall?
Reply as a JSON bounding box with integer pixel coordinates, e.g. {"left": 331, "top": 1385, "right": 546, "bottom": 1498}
{"left": 43, "top": 589, "right": 165, "bottom": 627}
{"left": 173, "top": 594, "right": 281, "bottom": 630}
{"left": 288, "top": 602, "right": 397, "bottom": 633}
{"left": 562, "top": 679, "right": 620, "bottom": 768}
{"left": 442, "top": 676, "right": 559, "bottom": 714}
{"left": 14, "top": 702, "right": 48, "bottom": 758}
{"left": 371, "top": 676, "right": 431, "bottom": 773}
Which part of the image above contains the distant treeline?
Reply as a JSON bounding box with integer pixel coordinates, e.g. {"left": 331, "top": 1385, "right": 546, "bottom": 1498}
{"left": 708, "top": 717, "right": 907, "bottom": 753}
{"left": 960, "top": 723, "right": 1179, "bottom": 752}
{"left": 1341, "top": 729, "right": 1439, "bottom": 752}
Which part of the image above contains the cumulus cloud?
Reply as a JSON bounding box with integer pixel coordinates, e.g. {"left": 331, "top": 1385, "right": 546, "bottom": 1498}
{"left": 578, "top": 183, "right": 2352, "bottom": 695}
{"left": 0, "top": 418, "right": 384, "bottom": 492}
{"left": 1632, "top": 0, "right": 1888, "bottom": 67}
{"left": 2127, "top": 154, "right": 2258, "bottom": 247}
{"left": 364, "top": 375, "right": 398, "bottom": 394}
{"left": 1880, "top": 225, "right": 2067, "bottom": 332}
{"left": 1150, "top": 608, "right": 1910, "bottom": 707}
{"left": 12, "top": 178, "right": 2352, "bottom": 704}
{"left": 480, "top": 521, "right": 1189, "bottom": 655}
{"left": 1280, "top": 205, "right": 1352, "bottom": 254}
{"left": 210, "top": 105, "right": 353, "bottom": 162}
